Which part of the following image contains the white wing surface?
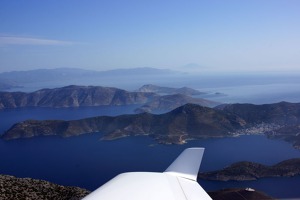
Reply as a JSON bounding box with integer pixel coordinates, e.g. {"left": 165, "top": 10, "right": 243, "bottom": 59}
{"left": 83, "top": 147, "right": 212, "bottom": 200}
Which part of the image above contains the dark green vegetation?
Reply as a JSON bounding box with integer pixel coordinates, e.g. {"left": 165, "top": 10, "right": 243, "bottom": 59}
{"left": 0, "top": 174, "right": 90, "bottom": 200}
{"left": 3, "top": 102, "right": 300, "bottom": 147}
{"left": 208, "top": 188, "right": 274, "bottom": 200}
{"left": 198, "top": 158, "right": 300, "bottom": 181}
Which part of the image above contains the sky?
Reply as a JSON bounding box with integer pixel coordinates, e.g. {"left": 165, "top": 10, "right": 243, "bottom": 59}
{"left": 0, "top": 0, "right": 300, "bottom": 73}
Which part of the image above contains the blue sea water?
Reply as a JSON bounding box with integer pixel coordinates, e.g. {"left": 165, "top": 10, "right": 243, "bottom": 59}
{"left": 2, "top": 77, "right": 300, "bottom": 199}
{"left": 1, "top": 106, "right": 300, "bottom": 198}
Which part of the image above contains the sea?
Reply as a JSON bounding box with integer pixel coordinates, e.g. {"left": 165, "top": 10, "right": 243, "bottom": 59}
{"left": 1, "top": 74, "right": 300, "bottom": 199}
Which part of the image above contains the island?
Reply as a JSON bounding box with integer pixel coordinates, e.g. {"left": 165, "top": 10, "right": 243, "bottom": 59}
{"left": 136, "top": 84, "right": 206, "bottom": 95}
{"left": 0, "top": 85, "right": 158, "bottom": 109}
{"left": 0, "top": 85, "right": 219, "bottom": 113}
{"left": 198, "top": 158, "right": 300, "bottom": 181}
{"left": 3, "top": 102, "right": 300, "bottom": 148}
{"left": 134, "top": 93, "right": 220, "bottom": 113}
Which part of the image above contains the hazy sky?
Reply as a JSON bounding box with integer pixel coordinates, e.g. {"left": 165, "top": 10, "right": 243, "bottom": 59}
{"left": 0, "top": 0, "right": 300, "bottom": 73}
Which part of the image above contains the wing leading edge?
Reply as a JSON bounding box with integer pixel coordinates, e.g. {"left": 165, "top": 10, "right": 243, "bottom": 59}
{"left": 83, "top": 148, "right": 212, "bottom": 200}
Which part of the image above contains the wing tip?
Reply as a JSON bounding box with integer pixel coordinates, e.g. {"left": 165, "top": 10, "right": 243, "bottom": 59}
{"left": 164, "top": 147, "right": 205, "bottom": 181}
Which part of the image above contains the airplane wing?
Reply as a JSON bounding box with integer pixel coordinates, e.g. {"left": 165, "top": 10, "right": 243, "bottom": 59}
{"left": 83, "top": 148, "right": 212, "bottom": 200}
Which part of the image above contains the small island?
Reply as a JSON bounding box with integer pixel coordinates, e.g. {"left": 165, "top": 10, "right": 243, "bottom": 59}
{"left": 198, "top": 158, "right": 300, "bottom": 181}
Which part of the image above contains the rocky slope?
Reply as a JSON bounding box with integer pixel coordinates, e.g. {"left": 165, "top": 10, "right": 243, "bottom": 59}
{"left": 198, "top": 158, "right": 300, "bottom": 181}
{"left": 0, "top": 174, "right": 90, "bottom": 200}
{"left": 0, "top": 85, "right": 157, "bottom": 109}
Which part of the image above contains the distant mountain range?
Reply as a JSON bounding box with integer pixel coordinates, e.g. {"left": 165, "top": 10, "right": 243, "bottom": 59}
{"left": 0, "top": 67, "right": 182, "bottom": 91}
{"left": 198, "top": 158, "right": 300, "bottom": 181}
{"left": 3, "top": 102, "right": 300, "bottom": 148}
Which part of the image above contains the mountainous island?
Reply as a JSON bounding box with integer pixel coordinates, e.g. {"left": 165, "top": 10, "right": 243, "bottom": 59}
{"left": 198, "top": 158, "right": 300, "bottom": 181}
{"left": 0, "top": 85, "right": 157, "bottom": 109}
{"left": 2, "top": 102, "right": 300, "bottom": 148}
{"left": 0, "top": 85, "right": 219, "bottom": 113}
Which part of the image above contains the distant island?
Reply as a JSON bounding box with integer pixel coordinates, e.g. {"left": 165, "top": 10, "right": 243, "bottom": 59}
{"left": 0, "top": 85, "right": 157, "bottom": 109}
{"left": 198, "top": 158, "right": 300, "bottom": 181}
{"left": 2, "top": 102, "right": 300, "bottom": 148}
{"left": 136, "top": 84, "right": 206, "bottom": 95}
{"left": 134, "top": 93, "right": 219, "bottom": 113}
{"left": 0, "top": 67, "right": 182, "bottom": 92}
{"left": 0, "top": 85, "right": 219, "bottom": 113}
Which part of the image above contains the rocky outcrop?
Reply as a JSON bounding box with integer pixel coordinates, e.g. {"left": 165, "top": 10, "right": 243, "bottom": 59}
{"left": 0, "top": 174, "right": 90, "bottom": 200}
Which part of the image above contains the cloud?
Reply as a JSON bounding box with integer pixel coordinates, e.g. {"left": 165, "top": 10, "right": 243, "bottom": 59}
{"left": 0, "top": 36, "right": 74, "bottom": 46}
